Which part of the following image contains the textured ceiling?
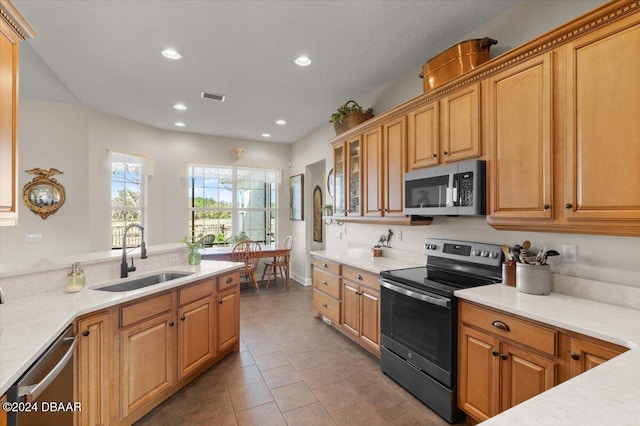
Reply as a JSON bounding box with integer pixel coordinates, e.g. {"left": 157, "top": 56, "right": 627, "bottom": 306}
{"left": 15, "top": 0, "right": 520, "bottom": 144}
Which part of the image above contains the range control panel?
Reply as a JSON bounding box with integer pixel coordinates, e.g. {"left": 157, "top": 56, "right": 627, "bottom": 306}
{"left": 424, "top": 238, "right": 503, "bottom": 267}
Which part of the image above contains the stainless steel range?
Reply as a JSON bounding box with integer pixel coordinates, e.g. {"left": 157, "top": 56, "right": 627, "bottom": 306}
{"left": 378, "top": 238, "right": 503, "bottom": 423}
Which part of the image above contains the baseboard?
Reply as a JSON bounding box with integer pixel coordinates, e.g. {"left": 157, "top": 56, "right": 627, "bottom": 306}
{"left": 291, "top": 272, "right": 311, "bottom": 286}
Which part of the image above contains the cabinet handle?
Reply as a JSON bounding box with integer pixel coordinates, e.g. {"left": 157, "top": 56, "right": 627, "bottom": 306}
{"left": 565, "top": 203, "right": 573, "bottom": 209}
{"left": 219, "top": 300, "right": 224, "bottom": 304}
{"left": 323, "top": 263, "right": 328, "bottom": 268}
{"left": 570, "top": 353, "right": 580, "bottom": 361}
{"left": 500, "top": 354, "right": 508, "bottom": 360}
{"left": 356, "top": 274, "right": 363, "bottom": 280}
{"left": 169, "top": 321, "right": 175, "bottom": 327}
{"left": 322, "top": 302, "right": 328, "bottom": 308}
{"left": 542, "top": 204, "right": 550, "bottom": 210}
{"left": 492, "top": 350, "right": 499, "bottom": 357}
{"left": 180, "top": 316, "right": 186, "bottom": 321}
{"left": 322, "top": 280, "right": 328, "bottom": 286}
{"left": 82, "top": 330, "right": 90, "bottom": 337}
{"left": 492, "top": 320, "right": 510, "bottom": 332}
{"left": 226, "top": 277, "right": 234, "bottom": 284}
{"left": 432, "top": 154, "right": 437, "bottom": 158}
{"left": 378, "top": 209, "right": 381, "bottom": 212}
{"left": 443, "top": 151, "right": 448, "bottom": 155}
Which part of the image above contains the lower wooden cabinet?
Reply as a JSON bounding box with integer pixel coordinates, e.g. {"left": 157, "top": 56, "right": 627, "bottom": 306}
{"left": 341, "top": 281, "right": 380, "bottom": 356}
{"left": 178, "top": 296, "right": 216, "bottom": 379}
{"left": 217, "top": 286, "right": 240, "bottom": 353}
{"left": 0, "top": 394, "right": 7, "bottom": 426}
{"left": 76, "top": 311, "right": 113, "bottom": 426}
{"left": 458, "top": 300, "right": 627, "bottom": 423}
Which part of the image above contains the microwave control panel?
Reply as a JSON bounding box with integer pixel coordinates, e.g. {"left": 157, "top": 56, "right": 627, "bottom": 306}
{"left": 456, "top": 172, "right": 474, "bottom": 206}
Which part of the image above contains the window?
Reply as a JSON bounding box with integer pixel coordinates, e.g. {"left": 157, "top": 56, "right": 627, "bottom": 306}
{"left": 111, "top": 152, "right": 146, "bottom": 248}
{"left": 188, "top": 164, "right": 278, "bottom": 244}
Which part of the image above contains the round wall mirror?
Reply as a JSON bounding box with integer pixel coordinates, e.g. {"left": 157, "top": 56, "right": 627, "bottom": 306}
{"left": 23, "top": 168, "right": 66, "bottom": 219}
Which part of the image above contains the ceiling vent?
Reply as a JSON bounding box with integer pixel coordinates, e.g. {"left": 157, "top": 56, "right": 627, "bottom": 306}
{"left": 201, "top": 91, "right": 226, "bottom": 102}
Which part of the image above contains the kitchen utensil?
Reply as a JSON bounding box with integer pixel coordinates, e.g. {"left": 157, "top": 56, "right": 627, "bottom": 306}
{"left": 522, "top": 240, "right": 531, "bottom": 251}
{"left": 502, "top": 244, "right": 512, "bottom": 261}
{"left": 511, "top": 245, "right": 522, "bottom": 262}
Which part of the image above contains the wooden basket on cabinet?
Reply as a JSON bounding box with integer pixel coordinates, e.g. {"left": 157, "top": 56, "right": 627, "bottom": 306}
{"left": 332, "top": 100, "right": 374, "bottom": 135}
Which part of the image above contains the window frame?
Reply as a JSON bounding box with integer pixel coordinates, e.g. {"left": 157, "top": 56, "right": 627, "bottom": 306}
{"left": 110, "top": 151, "right": 147, "bottom": 249}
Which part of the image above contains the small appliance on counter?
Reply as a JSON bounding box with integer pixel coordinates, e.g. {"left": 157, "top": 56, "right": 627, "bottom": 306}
{"left": 378, "top": 238, "right": 503, "bottom": 423}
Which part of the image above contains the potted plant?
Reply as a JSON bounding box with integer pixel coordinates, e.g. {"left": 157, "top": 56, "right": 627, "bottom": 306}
{"left": 181, "top": 234, "right": 203, "bottom": 265}
{"left": 322, "top": 204, "right": 334, "bottom": 217}
{"left": 330, "top": 100, "right": 374, "bottom": 135}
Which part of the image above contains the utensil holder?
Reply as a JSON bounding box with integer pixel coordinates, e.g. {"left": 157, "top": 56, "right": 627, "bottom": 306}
{"left": 516, "top": 263, "right": 551, "bottom": 295}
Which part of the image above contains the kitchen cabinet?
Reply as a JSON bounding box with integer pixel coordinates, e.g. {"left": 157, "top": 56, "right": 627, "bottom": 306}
{"left": 333, "top": 143, "right": 346, "bottom": 216}
{"left": 76, "top": 311, "right": 113, "bottom": 426}
{"left": 1, "top": 394, "right": 7, "bottom": 426}
{"left": 217, "top": 280, "right": 240, "bottom": 353}
{"left": 0, "top": 1, "right": 35, "bottom": 226}
{"left": 340, "top": 266, "right": 380, "bottom": 356}
{"left": 177, "top": 280, "right": 216, "bottom": 379}
{"left": 119, "top": 293, "right": 177, "bottom": 420}
{"left": 363, "top": 126, "right": 383, "bottom": 217}
{"left": 407, "top": 83, "right": 481, "bottom": 171}
{"left": 567, "top": 334, "right": 627, "bottom": 378}
{"left": 312, "top": 258, "right": 342, "bottom": 324}
{"left": 458, "top": 301, "right": 558, "bottom": 423}
{"left": 382, "top": 116, "right": 407, "bottom": 218}
{"left": 487, "top": 53, "right": 553, "bottom": 220}
{"left": 332, "top": 135, "right": 362, "bottom": 217}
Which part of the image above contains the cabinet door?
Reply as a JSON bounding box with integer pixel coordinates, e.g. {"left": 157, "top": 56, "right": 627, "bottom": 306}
{"left": 0, "top": 394, "right": 6, "bottom": 426}
{"left": 488, "top": 53, "right": 553, "bottom": 219}
{"left": 178, "top": 297, "right": 215, "bottom": 379}
{"left": 458, "top": 325, "right": 500, "bottom": 422}
{"left": 78, "top": 312, "right": 112, "bottom": 426}
{"left": 359, "top": 286, "right": 380, "bottom": 354}
{"left": 383, "top": 116, "right": 407, "bottom": 217}
{"left": 407, "top": 101, "right": 439, "bottom": 169}
{"left": 565, "top": 16, "right": 640, "bottom": 221}
{"left": 333, "top": 142, "right": 346, "bottom": 216}
{"left": 341, "top": 282, "right": 360, "bottom": 338}
{"left": 363, "top": 126, "right": 383, "bottom": 217}
{"left": 440, "top": 82, "right": 481, "bottom": 163}
{"left": 346, "top": 136, "right": 362, "bottom": 216}
{"left": 500, "top": 342, "right": 556, "bottom": 412}
{"left": 120, "top": 313, "right": 176, "bottom": 419}
{"left": 0, "top": 22, "right": 20, "bottom": 224}
{"left": 568, "top": 337, "right": 626, "bottom": 378}
{"left": 218, "top": 288, "right": 240, "bottom": 353}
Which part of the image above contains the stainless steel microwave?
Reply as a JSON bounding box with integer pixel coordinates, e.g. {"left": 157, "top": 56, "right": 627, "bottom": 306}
{"left": 403, "top": 159, "right": 485, "bottom": 216}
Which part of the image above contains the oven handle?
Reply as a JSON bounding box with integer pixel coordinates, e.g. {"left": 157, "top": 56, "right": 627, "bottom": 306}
{"left": 379, "top": 279, "right": 451, "bottom": 308}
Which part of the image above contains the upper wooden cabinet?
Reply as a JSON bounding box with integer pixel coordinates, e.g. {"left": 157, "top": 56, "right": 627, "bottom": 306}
{"left": 407, "top": 83, "right": 482, "bottom": 170}
{"left": 565, "top": 13, "right": 640, "bottom": 222}
{"left": 382, "top": 116, "right": 407, "bottom": 218}
{"left": 487, "top": 53, "right": 553, "bottom": 220}
{"left": 363, "top": 126, "right": 383, "bottom": 217}
{"left": 332, "top": 135, "right": 362, "bottom": 217}
{"left": 0, "top": 1, "right": 36, "bottom": 227}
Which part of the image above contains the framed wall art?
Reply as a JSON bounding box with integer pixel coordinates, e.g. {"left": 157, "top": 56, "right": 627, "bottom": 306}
{"left": 289, "top": 174, "right": 304, "bottom": 221}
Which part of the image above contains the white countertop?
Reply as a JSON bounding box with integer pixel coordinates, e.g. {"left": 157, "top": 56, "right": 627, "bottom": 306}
{"left": 310, "top": 249, "right": 423, "bottom": 274}
{"left": 0, "top": 260, "right": 242, "bottom": 395}
{"left": 455, "top": 284, "right": 640, "bottom": 425}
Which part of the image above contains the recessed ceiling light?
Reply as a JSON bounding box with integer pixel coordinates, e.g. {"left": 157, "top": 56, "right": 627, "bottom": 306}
{"left": 262, "top": 133, "right": 271, "bottom": 138}
{"left": 162, "top": 49, "right": 182, "bottom": 60}
{"left": 174, "top": 122, "right": 186, "bottom": 127}
{"left": 174, "top": 103, "right": 187, "bottom": 111}
{"left": 294, "top": 55, "right": 311, "bottom": 66}
{"left": 275, "top": 120, "right": 286, "bottom": 126}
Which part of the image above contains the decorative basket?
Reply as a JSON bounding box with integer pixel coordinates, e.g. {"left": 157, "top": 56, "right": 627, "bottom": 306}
{"left": 332, "top": 100, "right": 374, "bottom": 135}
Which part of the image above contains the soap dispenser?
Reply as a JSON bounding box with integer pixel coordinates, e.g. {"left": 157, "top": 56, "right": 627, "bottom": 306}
{"left": 65, "top": 262, "right": 86, "bottom": 293}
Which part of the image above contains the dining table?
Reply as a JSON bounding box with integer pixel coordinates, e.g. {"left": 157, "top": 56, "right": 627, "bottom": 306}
{"left": 200, "top": 243, "right": 291, "bottom": 286}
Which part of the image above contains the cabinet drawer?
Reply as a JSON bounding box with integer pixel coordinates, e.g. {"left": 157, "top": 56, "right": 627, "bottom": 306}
{"left": 312, "top": 258, "right": 341, "bottom": 275}
{"left": 313, "top": 289, "right": 340, "bottom": 324}
{"left": 342, "top": 266, "right": 378, "bottom": 289}
{"left": 218, "top": 271, "right": 240, "bottom": 292}
{"left": 313, "top": 269, "right": 341, "bottom": 299}
{"left": 460, "top": 301, "right": 557, "bottom": 357}
{"left": 120, "top": 292, "right": 173, "bottom": 328}
{"left": 179, "top": 279, "right": 214, "bottom": 306}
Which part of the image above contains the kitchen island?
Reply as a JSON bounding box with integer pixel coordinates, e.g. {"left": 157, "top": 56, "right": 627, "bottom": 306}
{"left": 455, "top": 284, "right": 640, "bottom": 425}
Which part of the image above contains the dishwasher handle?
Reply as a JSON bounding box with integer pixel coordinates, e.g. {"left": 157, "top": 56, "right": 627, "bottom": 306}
{"left": 18, "top": 335, "right": 78, "bottom": 402}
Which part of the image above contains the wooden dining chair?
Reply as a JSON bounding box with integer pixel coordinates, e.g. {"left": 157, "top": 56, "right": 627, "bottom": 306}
{"left": 198, "top": 234, "right": 216, "bottom": 247}
{"left": 231, "top": 240, "right": 262, "bottom": 290}
{"left": 261, "top": 236, "right": 292, "bottom": 289}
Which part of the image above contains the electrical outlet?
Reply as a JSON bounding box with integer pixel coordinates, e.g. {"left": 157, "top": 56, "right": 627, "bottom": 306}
{"left": 26, "top": 234, "right": 42, "bottom": 243}
{"left": 562, "top": 243, "right": 577, "bottom": 263}
{"left": 396, "top": 230, "right": 403, "bottom": 241}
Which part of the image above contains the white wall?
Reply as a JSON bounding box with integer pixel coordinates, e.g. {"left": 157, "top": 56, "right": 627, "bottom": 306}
{"left": 0, "top": 99, "right": 292, "bottom": 263}
{"left": 289, "top": 0, "right": 640, "bottom": 289}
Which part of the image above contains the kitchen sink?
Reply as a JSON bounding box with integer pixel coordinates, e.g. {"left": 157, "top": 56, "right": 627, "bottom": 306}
{"left": 95, "top": 272, "right": 193, "bottom": 292}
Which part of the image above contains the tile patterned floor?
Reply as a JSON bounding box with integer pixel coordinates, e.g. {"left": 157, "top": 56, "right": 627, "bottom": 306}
{"left": 136, "top": 281, "right": 468, "bottom": 425}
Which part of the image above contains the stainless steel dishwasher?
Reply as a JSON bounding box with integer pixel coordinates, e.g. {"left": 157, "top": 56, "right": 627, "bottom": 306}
{"left": 7, "top": 325, "right": 77, "bottom": 426}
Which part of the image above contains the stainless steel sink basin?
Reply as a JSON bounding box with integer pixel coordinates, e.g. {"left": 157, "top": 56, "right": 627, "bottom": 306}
{"left": 95, "top": 272, "right": 193, "bottom": 292}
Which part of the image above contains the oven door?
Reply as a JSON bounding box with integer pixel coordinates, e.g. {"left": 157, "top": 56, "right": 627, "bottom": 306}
{"left": 379, "top": 279, "right": 454, "bottom": 387}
